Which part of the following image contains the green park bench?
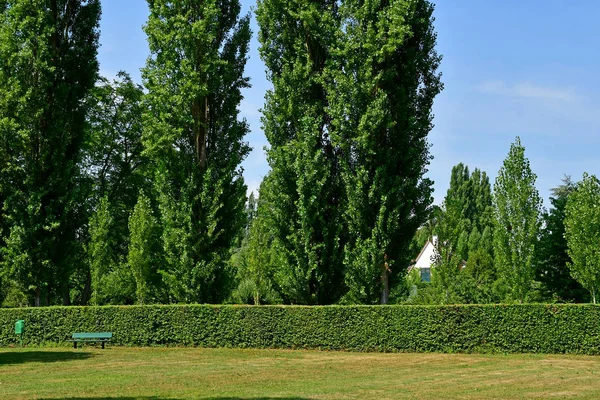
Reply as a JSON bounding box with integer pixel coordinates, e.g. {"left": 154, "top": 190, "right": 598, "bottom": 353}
{"left": 68, "top": 332, "right": 113, "bottom": 349}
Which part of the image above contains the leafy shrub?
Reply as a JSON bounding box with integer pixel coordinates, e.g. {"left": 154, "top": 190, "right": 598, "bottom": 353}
{"left": 1, "top": 304, "right": 600, "bottom": 354}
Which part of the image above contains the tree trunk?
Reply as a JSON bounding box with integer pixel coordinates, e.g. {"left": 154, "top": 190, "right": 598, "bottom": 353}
{"left": 35, "top": 287, "right": 41, "bottom": 307}
{"left": 254, "top": 289, "right": 260, "bottom": 306}
{"left": 81, "top": 269, "right": 92, "bottom": 305}
{"left": 380, "top": 254, "right": 390, "bottom": 304}
{"left": 192, "top": 96, "right": 208, "bottom": 172}
{"left": 62, "top": 283, "right": 71, "bottom": 306}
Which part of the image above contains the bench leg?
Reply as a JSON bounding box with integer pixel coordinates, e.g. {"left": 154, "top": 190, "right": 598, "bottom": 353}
{"left": 102, "top": 341, "right": 105, "bottom": 349}
{"left": 74, "top": 341, "right": 77, "bottom": 349}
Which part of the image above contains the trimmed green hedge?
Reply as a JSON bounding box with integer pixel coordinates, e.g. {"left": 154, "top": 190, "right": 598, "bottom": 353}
{"left": 1, "top": 304, "right": 600, "bottom": 354}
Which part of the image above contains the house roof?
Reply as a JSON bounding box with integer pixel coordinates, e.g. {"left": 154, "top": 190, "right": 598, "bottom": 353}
{"left": 407, "top": 235, "right": 437, "bottom": 273}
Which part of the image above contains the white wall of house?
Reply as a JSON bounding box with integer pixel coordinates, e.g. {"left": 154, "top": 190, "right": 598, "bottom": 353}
{"left": 413, "top": 236, "right": 437, "bottom": 270}
{"left": 411, "top": 236, "right": 438, "bottom": 282}
{"left": 414, "top": 241, "right": 436, "bottom": 270}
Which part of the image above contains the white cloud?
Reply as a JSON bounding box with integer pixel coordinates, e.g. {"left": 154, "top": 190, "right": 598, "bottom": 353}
{"left": 477, "top": 80, "right": 578, "bottom": 103}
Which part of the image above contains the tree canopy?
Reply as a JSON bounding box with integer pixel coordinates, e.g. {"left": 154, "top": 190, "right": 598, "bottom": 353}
{"left": 0, "top": 0, "right": 101, "bottom": 306}
{"left": 256, "top": 0, "right": 442, "bottom": 305}
{"left": 564, "top": 173, "right": 600, "bottom": 303}
{"left": 2, "top": 0, "right": 595, "bottom": 308}
{"left": 142, "top": 0, "right": 251, "bottom": 304}
{"left": 493, "top": 137, "right": 542, "bottom": 303}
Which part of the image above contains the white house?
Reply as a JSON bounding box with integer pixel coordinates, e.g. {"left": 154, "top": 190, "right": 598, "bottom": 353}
{"left": 408, "top": 235, "right": 467, "bottom": 282}
{"left": 408, "top": 235, "right": 438, "bottom": 282}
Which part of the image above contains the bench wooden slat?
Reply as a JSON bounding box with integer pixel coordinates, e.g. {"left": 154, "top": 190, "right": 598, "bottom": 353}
{"left": 72, "top": 332, "right": 113, "bottom": 340}
{"left": 70, "top": 332, "right": 113, "bottom": 349}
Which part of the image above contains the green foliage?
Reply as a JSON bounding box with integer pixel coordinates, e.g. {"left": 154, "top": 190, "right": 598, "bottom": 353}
{"left": 128, "top": 191, "right": 161, "bottom": 305}
{"left": 4, "top": 304, "right": 600, "bottom": 354}
{"left": 564, "top": 173, "right": 600, "bottom": 303}
{"left": 403, "top": 269, "right": 438, "bottom": 304}
{"left": 0, "top": 0, "right": 101, "bottom": 306}
{"left": 536, "top": 177, "right": 588, "bottom": 302}
{"left": 443, "top": 164, "right": 494, "bottom": 259}
{"left": 100, "top": 264, "right": 137, "bottom": 306}
{"left": 85, "top": 72, "right": 148, "bottom": 206}
{"left": 431, "top": 210, "right": 463, "bottom": 304}
{"left": 257, "top": 0, "right": 442, "bottom": 304}
{"left": 255, "top": 0, "right": 348, "bottom": 305}
{"left": 493, "top": 137, "right": 542, "bottom": 303}
{"left": 86, "top": 196, "right": 137, "bottom": 306}
{"left": 81, "top": 72, "right": 148, "bottom": 306}
{"left": 336, "top": 0, "right": 442, "bottom": 305}
{"left": 427, "top": 163, "right": 495, "bottom": 304}
{"left": 84, "top": 71, "right": 149, "bottom": 252}
{"left": 462, "top": 245, "right": 500, "bottom": 303}
{"left": 232, "top": 184, "right": 281, "bottom": 305}
{"left": 0, "top": 279, "right": 27, "bottom": 308}
{"left": 142, "top": 0, "right": 251, "bottom": 304}
{"left": 88, "top": 197, "right": 114, "bottom": 305}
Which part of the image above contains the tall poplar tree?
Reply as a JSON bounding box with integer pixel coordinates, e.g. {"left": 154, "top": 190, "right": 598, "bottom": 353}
{"left": 493, "top": 137, "right": 542, "bottom": 303}
{"left": 333, "top": 0, "right": 442, "bottom": 303}
{"left": 256, "top": 0, "right": 347, "bottom": 304}
{"left": 142, "top": 0, "right": 251, "bottom": 303}
{"left": 444, "top": 164, "right": 494, "bottom": 242}
{"left": 0, "top": 0, "right": 100, "bottom": 306}
{"left": 87, "top": 196, "right": 113, "bottom": 305}
{"left": 433, "top": 163, "right": 495, "bottom": 303}
{"left": 128, "top": 191, "right": 160, "bottom": 305}
{"left": 257, "top": 0, "right": 441, "bottom": 304}
{"left": 564, "top": 173, "right": 600, "bottom": 304}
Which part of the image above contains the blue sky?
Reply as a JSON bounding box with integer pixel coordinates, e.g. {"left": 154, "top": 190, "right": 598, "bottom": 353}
{"left": 98, "top": 0, "right": 600, "bottom": 206}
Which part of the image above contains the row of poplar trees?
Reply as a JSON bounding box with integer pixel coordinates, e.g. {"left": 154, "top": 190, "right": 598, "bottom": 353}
{"left": 0, "top": 0, "right": 442, "bottom": 307}
{"left": 411, "top": 138, "right": 600, "bottom": 305}
{"left": 235, "top": 0, "right": 442, "bottom": 306}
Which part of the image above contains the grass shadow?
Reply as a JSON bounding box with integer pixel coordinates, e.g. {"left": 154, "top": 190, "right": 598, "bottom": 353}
{"left": 0, "top": 351, "right": 94, "bottom": 365}
{"left": 38, "top": 398, "right": 312, "bottom": 400}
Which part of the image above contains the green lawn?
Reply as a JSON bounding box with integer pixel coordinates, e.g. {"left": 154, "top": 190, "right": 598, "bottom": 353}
{"left": 2, "top": 347, "right": 600, "bottom": 399}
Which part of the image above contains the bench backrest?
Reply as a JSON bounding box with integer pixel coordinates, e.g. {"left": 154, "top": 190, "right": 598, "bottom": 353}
{"left": 72, "top": 332, "right": 113, "bottom": 339}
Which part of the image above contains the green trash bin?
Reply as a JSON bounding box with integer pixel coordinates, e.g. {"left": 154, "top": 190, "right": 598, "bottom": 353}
{"left": 15, "top": 320, "right": 24, "bottom": 334}
{"left": 15, "top": 320, "right": 24, "bottom": 346}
